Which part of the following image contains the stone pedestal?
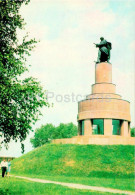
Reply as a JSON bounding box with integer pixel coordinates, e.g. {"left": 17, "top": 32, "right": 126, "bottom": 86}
{"left": 96, "top": 63, "right": 112, "bottom": 83}
{"left": 77, "top": 62, "right": 131, "bottom": 143}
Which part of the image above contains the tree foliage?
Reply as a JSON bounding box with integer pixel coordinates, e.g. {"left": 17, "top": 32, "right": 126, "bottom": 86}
{"left": 131, "top": 127, "right": 135, "bottom": 137}
{"left": 30, "top": 123, "right": 78, "bottom": 148}
{"left": 0, "top": 0, "right": 49, "bottom": 151}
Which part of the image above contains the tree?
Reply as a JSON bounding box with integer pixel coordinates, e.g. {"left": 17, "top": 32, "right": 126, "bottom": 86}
{"left": 0, "top": 0, "right": 49, "bottom": 152}
{"left": 54, "top": 123, "right": 78, "bottom": 139}
{"left": 131, "top": 127, "right": 135, "bottom": 137}
{"left": 30, "top": 124, "right": 55, "bottom": 148}
{"left": 30, "top": 123, "right": 78, "bottom": 148}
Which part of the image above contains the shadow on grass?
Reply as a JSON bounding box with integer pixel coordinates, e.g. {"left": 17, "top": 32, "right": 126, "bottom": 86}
{"left": 87, "top": 171, "right": 134, "bottom": 178}
{"left": 0, "top": 188, "right": 9, "bottom": 195}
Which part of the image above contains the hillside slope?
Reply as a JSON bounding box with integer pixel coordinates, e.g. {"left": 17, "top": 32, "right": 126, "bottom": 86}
{"left": 12, "top": 144, "right": 134, "bottom": 178}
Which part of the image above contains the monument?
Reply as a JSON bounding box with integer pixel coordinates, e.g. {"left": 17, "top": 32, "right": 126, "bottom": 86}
{"left": 94, "top": 37, "right": 111, "bottom": 64}
{"left": 52, "top": 38, "right": 135, "bottom": 145}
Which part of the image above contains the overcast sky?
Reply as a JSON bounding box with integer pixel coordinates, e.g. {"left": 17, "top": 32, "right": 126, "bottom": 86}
{"left": 1, "top": 0, "right": 135, "bottom": 157}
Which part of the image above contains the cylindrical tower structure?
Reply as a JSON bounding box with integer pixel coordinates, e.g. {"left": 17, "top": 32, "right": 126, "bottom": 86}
{"left": 78, "top": 62, "right": 131, "bottom": 137}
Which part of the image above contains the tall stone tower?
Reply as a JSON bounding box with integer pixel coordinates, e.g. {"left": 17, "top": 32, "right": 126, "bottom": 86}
{"left": 77, "top": 62, "right": 132, "bottom": 144}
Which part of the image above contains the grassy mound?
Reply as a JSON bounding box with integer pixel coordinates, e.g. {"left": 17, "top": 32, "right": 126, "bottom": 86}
{"left": 12, "top": 144, "right": 134, "bottom": 178}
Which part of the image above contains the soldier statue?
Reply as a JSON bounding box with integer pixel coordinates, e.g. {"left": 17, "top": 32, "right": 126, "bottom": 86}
{"left": 94, "top": 37, "right": 112, "bottom": 64}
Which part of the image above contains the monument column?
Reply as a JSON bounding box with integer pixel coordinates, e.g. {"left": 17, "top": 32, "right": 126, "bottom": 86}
{"left": 84, "top": 119, "right": 92, "bottom": 136}
{"left": 121, "top": 121, "right": 129, "bottom": 137}
{"left": 104, "top": 119, "right": 112, "bottom": 136}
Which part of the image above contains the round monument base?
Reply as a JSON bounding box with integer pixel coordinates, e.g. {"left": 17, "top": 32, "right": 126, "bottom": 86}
{"left": 52, "top": 136, "right": 135, "bottom": 145}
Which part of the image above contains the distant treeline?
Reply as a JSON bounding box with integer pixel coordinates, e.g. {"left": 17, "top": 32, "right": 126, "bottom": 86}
{"left": 30, "top": 123, "right": 78, "bottom": 148}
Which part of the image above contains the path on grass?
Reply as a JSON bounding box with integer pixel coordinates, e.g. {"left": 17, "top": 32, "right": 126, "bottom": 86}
{"left": 12, "top": 175, "right": 134, "bottom": 195}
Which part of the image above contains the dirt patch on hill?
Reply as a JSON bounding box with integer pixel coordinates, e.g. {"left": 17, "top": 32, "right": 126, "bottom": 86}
{"left": 65, "top": 160, "right": 75, "bottom": 167}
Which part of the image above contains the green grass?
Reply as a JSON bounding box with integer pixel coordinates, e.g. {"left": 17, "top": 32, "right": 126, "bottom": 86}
{"left": 0, "top": 177, "right": 119, "bottom": 195}
{"left": 11, "top": 144, "right": 134, "bottom": 191}
{"left": 10, "top": 174, "right": 134, "bottom": 192}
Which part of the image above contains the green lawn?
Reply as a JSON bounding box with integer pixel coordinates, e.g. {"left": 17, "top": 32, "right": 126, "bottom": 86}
{"left": 0, "top": 177, "right": 120, "bottom": 195}
{"left": 11, "top": 144, "right": 134, "bottom": 191}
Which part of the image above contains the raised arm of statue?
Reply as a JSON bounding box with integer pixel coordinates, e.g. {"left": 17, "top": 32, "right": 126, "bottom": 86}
{"left": 96, "top": 40, "right": 107, "bottom": 47}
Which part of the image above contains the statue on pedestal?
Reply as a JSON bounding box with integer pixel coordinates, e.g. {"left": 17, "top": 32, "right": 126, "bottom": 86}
{"left": 94, "top": 37, "right": 112, "bottom": 64}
